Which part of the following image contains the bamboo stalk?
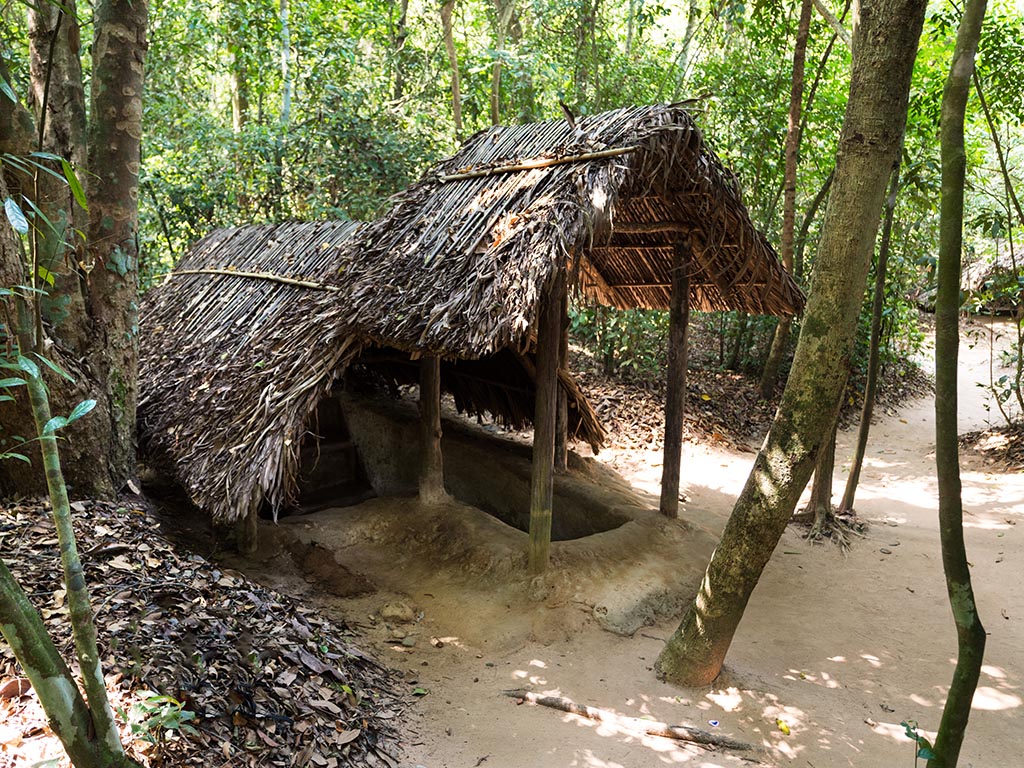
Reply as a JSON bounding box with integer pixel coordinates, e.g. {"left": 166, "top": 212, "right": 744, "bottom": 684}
{"left": 440, "top": 146, "right": 638, "bottom": 182}
{"left": 163, "top": 267, "right": 342, "bottom": 291}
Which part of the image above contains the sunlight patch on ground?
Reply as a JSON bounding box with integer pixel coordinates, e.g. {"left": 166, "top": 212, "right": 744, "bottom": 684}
{"left": 870, "top": 720, "right": 935, "bottom": 746}
{"left": 511, "top": 669, "right": 549, "bottom": 686}
{"left": 972, "top": 687, "right": 1022, "bottom": 711}
{"left": 705, "top": 687, "right": 744, "bottom": 712}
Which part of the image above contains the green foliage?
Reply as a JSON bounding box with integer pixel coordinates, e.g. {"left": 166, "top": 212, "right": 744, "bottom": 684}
{"left": 901, "top": 720, "right": 937, "bottom": 763}
{"left": 120, "top": 691, "right": 198, "bottom": 758}
{"left": 570, "top": 304, "right": 668, "bottom": 380}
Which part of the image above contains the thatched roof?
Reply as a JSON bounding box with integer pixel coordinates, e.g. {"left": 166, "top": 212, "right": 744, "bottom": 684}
{"left": 139, "top": 222, "right": 604, "bottom": 524}
{"left": 321, "top": 103, "right": 804, "bottom": 359}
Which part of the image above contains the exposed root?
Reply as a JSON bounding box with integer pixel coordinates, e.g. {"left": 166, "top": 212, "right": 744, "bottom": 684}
{"left": 797, "top": 506, "right": 868, "bottom": 551}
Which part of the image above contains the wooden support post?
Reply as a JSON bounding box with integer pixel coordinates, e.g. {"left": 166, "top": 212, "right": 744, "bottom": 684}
{"left": 236, "top": 507, "right": 259, "bottom": 556}
{"left": 554, "top": 290, "right": 569, "bottom": 473}
{"left": 419, "top": 356, "right": 446, "bottom": 503}
{"left": 660, "top": 243, "right": 691, "bottom": 518}
{"left": 529, "top": 273, "right": 565, "bottom": 574}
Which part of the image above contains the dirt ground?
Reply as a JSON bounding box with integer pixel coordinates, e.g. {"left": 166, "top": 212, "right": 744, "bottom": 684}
{"left": 238, "top": 317, "right": 1022, "bottom": 768}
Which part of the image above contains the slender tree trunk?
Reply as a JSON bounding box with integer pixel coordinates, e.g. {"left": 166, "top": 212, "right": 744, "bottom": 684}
{"left": 794, "top": 169, "right": 834, "bottom": 282}
{"left": 928, "top": 0, "right": 988, "bottom": 763}
{"left": 490, "top": 0, "right": 515, "bottom": 126}
{"left": 760, "top": 0, "right": 813, "bottom": 398}
{"left": 392, "top": 0, "right": 410, "bottom": 100}
{"left": 655, "top": 0, "right": 926, "bottom": 687}
{"left": 726, "top": 312, "right": 747, "bottom": 371}
{"left": 27, "top": 1, "right": 89, "bottom": 353}
{"left": 808, "top": 417, "right": 837, "bottom": 533}
{"left": 839, "top": 165, "right": 901, "bottom": 513}
{"left": 84, "top": 0, "right": 148, "bottom": 493}
{"left": 280, "top": 0, "right": 291, "bottom": 125}
{"left": 440, "top": 0, "right": 463, "bottom": 139}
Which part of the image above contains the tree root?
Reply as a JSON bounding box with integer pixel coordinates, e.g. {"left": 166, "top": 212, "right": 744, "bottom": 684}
{"left": 502, "top": 689, "right": 756, "bottom": 751}
{"left": 801, "top": 505, "right": 867, "bottom": 550}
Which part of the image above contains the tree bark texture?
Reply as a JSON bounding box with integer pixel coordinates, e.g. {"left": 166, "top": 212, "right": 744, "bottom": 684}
{"left": 840, "top": 165, "right": 901, "bottom": 514}
{"left": 84, "top": 0, "right": 148, "bottom": 492}
{"left": 928, "top": 0, "right": 988, "bottom": 763}
{"left": 759, "top": 0, "right": 813, "bottom": 398}
{"left": 655, "top": 0, "right": 927, "bottom": 687}
{"left": 528, "top": 273, "right": 565, "bottom": 574}
{"left": 440, "top": 0, "right": 463, "bottom": 138}
{"left": 808, "top": 416, "right": 837, "bottom": 531}
{"left": 28, "top": 1, "right": 89, "bottom": 353}
{"left": 419, "top": 356, "right": 446, "bottom": 503}
{"left": 660, "top": 244, "right": 690, "bottom": 518}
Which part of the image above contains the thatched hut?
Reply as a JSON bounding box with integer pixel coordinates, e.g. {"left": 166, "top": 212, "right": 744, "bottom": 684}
{"left": 311, "top": 103, "right": 804, "bottom": 570}
{"left": 139, "top": 221, "right": 604, "bottom": 550}
{"left": 141, "top": 103, "right": 803, "bottom": 567}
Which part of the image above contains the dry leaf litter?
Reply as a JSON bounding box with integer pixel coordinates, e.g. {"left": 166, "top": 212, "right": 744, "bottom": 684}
{"left": 0, "top": 500, "right": 403, "bottom": 768}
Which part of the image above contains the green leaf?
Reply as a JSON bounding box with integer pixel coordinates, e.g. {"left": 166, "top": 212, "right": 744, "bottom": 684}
{"left": 42, "top": 416, "right": 69, "bottom": 435}
{"left": 0, "top": 395, "right": 15, "bottom": 403}
{"left": 60, "top": 158, "right": 88, "bottom": 210}
{"left": 918, "top": 746, "right": 937, "bottom": 759}
{"left": 5, "top": 197, "right": 28, "bottom": 234}
{"left": 66, "top": 399, "right": 96, "bottom": 424}
{"left": 34, "top": 354, "right": 75, "bottom": 382}
{"left": 411, "top": 687, "right": 428, "bottom": 696}
{"left": 0, "top": 377, "right": 26, "bottom": 388}
{"left": 0, "top": 78, "right": 15, "bottom": 104}
{"left": 16, "top": 355, "right": 40, "bottom": 379}
{"left": 0, "top": 451, "right": 30, "bottom": 464}
{"left": 37, "top": 266, "right": 55, "bottom": 286}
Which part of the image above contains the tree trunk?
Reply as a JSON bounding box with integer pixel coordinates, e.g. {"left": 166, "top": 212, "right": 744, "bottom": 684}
{"left": 660, "top": 244, "right": 690, "bottom": 518}
{"left": 280, "top": 0, "right": 292, "bottom": 125}
{"left": 528, "top": 273, "right": 565, "bottom": 574}
{"left": 392, "top": 0, "right": 410, "bottom": 100}
{"left": 27, "top": 1, "right": 89, "bottom": 354}
{"left": 793, "top": 169, "right": 834, "bottom": 282}
{"left": 440, "top": 0, "right": 463, "bottom": 139}
{"left": 655, "top": 0, "right": 927, "bottom": 687}
{"left": 419, "top": 356, "right": 447, "bottom": 503}
{"left": 928, "top": 0, "right": 988, "bottom": 763}
{"left": 83, "top": 0, "right": 149, "bottom": 493}
{"left": 726, "top": 312, "right": 747, "bottom": 371}
{"left": 808, "top": 417, "right": 837, "bottom": 533}
{"left": 839, "top": 165, "right": 901, "bottom": 514}
{"left": 490, "top": 0, "right": 515, "bottom": 126}
{"left": 759, "top": 0, "right": 813, "bottom": 398}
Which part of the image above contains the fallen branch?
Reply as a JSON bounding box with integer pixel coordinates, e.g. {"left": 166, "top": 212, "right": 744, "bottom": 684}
{"left": 503, "top": 689, "right": 754, "bottom": 751}
{"left": 439, "top": 146, "right": 638, "bottom": 182}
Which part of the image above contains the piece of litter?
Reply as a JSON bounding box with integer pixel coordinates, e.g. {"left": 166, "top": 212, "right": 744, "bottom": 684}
{"left": 708, "top": 720, "right": 720, "bottom": 727}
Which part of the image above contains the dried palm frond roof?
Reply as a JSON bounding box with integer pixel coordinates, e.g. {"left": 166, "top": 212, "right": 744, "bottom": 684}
{"left": 139, "top": 222, "right": 604, "bottom": 524}
{"left": 323, "top": 102, "right": 805, "bottom": 359}
{"left": 140, "top": 222, "right": 364, "bottom": 524}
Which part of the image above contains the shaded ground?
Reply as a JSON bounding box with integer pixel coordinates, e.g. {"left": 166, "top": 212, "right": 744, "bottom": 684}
{"left": 0, "top": 500, "right": 403, "bottom": 768}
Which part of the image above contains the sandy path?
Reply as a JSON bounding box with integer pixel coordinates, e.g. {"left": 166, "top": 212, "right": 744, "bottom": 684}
{"left": 385, "top": 317, "right": 1021, "bottom": 768}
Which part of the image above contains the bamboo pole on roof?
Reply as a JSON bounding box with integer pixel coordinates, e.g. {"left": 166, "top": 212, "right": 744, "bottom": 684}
{"left": 660, "top": 241, "right": 691, "bottom": 518}
{"left": 419, "top": 356, "right": 446, "bottom": 503}
{"left": 528, "top": 272, "right": 566, "bottom": 574}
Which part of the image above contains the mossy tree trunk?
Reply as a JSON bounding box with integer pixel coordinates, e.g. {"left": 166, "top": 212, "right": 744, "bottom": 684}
{"left": 655, "top": 0, "right": 927, "bottom": 687}
{"left": 928, "top": 0, "right": 988, "bottom": 763}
